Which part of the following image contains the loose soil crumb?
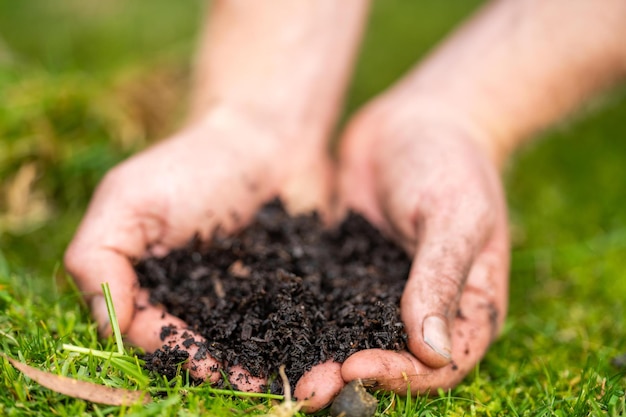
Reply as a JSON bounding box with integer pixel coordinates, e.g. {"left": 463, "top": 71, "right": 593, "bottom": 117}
{"left": 143, "top": 344, "right": 190, "bottom": 381}
{"left": 137, "top": 200, "right": 411, "bottom": 394}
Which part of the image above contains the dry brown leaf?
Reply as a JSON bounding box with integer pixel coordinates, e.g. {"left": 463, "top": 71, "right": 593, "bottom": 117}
{"left": 4, "top": 355, "right": 151, "bottom": 406}
{"left": 0, "top": 162, "right": 52, "bottom": 233}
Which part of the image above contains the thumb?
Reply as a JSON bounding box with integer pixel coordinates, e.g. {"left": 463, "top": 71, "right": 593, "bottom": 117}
{"left": 400, "top": 218, "right": 482, "bottom": 369}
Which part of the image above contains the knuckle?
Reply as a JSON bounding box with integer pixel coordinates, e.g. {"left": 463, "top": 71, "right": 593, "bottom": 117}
{"left": 97, "top": 165, "right": 127, "bottom": 195}
{"left": 437, "top": 269, "right": 465, "bottom": 293}
{"left": 430, "top": 271, "right": 465, "bottom": 311}
{"left": 96, "top": 159, "right": 144, "bottom": 203}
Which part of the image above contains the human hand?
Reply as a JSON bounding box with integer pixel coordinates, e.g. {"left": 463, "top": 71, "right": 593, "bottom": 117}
{"left": 337, "top": 103, "right": 510, "bottom": 395}
{"left": 64, "top": 105, "right": 337, "bottom": 396}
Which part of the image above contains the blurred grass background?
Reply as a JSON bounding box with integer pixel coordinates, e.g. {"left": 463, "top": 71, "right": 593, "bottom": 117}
{"left": 1, "top": 0, "right": 625, "bottom": 415}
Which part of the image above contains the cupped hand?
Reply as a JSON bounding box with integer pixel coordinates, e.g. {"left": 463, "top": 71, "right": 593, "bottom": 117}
{"left": 64, "top": 105, "right": 340, "bottom": 407}
{"left": 337, "top": 103, "right": 510, "bottom": 395}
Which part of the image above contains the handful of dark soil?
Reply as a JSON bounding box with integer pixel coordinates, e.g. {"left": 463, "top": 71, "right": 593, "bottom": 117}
{"left": 136, "top": 200, "right": 411, "bottom": 394}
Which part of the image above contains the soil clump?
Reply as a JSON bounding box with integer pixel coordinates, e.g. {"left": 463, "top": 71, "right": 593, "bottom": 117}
{"left": 137, "top": 200, "right": 411, "bottom": 394}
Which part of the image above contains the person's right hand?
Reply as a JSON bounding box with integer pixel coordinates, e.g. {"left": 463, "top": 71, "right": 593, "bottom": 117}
{"left": 336, "top": 99, "right": 510, "bottom": 396}
{"left": 64, "top": 104, "right": 334, "bottom": 390}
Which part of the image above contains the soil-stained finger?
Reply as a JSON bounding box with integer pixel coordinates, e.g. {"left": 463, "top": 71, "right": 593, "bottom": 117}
{"left": 227, "top": 365, "right": 266, "bottom": 392}
{"left": 64, "top": 247, "right": 139, "bottom": 336}
{"left": 295, "top": 361, "right": 344, "bottom": 413}
{"left": 127, "top": 290, "right": 221, "bottom": 382}
{"left": 342, "top": 286, "right": 496, "bottom": 394}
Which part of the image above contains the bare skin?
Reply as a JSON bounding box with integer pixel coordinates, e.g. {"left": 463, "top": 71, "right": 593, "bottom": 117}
{"left": 65, "top": 0, "right": 367, "bottom": 411}
{"left": 338, "top": 111, "right": 509, "bottom": 392}
{"left": 65, "top": 0, "right": 626, "bottom": 412}
{"left": 64, "top": 107, "right": 333, "bottom": 384}
{"left": 338, "top": 0, "right": 626, "bottom": 395}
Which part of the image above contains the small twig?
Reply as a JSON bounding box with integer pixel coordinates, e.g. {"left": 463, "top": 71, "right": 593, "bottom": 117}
{"left": 278, "top": 365, "right": 291, "bottom": 403}
{"left": 211, "top": 274, "right": 226, "bottom": 299}
{"left": 257, "top": 365, "right": 306, "bottom": 417}
{"left": 0, "top": 329, "right": 18, "bottom": 345}
{"left": 382, "top": 392, "right": 396, "bottom": 415}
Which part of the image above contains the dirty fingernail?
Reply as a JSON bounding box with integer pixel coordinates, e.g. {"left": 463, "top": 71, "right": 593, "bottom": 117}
{"left": 360, "top": 378, "right": 378, "bottom": 388}
{"left": 423, "top": 316, "right": 451, "bottom": 360}
{"left": 90, "top": 295, "right": 111, "bottom": 336}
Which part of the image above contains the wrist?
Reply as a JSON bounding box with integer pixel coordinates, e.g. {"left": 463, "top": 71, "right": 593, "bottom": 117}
{"left": 366, "top": 94, "right": 511, "bottom": 170}
{"left": 183, "top": 101, "right": 333, "bottom": 215}
{"left": 188, "top": 85, "right": 340, "bottom": 152}
{"left": 188, "top": 1, "right": 369, "bottom": 153}
{"left": 187, "top": 100, "right": 330, "bottom": 157}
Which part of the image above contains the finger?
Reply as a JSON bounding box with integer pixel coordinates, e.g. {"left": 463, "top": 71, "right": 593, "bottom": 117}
{"left": 342, "top": 279, "right": 499, "bottom": 394}
{"left": 226, "top": 365, "right": 266, "bottom": 392}
{"left": 462, "top": 222, "right": 510, "bottom": 337}
{"left": 400, "top": 211, "right": 487, "bottom": 368}
{"left": 64, "top": 245, "right": 138, "bottom": 336}
{"left": 128, "top": 290, "right": 221, "bottom": 382}
{"left": 130, "top": 290, "right": 268, "bottom": 389}
{"left": 129, "top": 306, "right": 265, "bottom": 388}
{"left": 336, "top": 108, "right": 390, "bottom": 231}
{"left": 294, "top": 361, "right": 344, "bottom": 413}
{"left": 281, "top": 150, "right": 336, "bottom": 224}
{"left": 64, "top": 166, "right": 155, "bottom": 337}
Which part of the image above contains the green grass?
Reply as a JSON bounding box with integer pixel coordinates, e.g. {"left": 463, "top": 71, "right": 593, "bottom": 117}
{"left": 1, "top": 1, "right": 625, "bottom": 415}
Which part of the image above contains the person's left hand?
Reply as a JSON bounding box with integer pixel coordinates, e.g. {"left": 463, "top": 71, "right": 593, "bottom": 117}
{"left": 64, "top": 106, "right": 343, "bottom": 410}
{"left": 335, "top": 101, "right": 510, "bottom": 394}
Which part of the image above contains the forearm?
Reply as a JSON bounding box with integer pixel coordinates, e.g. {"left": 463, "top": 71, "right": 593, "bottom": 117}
{"left": 189, "top": 0, "right": 369, "bottom": 145}
{"left": 377, "top": 0, "right": 626, "bottom": 165}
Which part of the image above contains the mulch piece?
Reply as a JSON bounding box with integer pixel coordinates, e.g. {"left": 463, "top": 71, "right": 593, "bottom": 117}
{"left": 137, "top": 199, "right": 411, "bottom": 394}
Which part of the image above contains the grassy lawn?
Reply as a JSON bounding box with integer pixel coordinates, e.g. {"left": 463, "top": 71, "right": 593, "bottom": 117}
{"left": 1, "top": 1, "right": 625, "bottom": 415}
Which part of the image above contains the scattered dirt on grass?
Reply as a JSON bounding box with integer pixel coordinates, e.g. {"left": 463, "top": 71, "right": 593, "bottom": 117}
{"left": 137, "top": 200, "right": 411, "bottom": 394}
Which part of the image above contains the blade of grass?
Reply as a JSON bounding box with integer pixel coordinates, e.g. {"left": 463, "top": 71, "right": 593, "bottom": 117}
{"left": 0, "top": 249, "right": 8, "bottom": 277}
{"left": 62, "top": 344, "right": 149, "bottom": 386}
{"left": 180, "top": 386, "right": 283, "bottom": 401}
{"left": 109, "top": 357, "right": 150, "bottom": 386}
{"left": 102, "top": 282, "right": 124, "bottom": 355}
{"left": 62, "top": 344, "right": 125, "bottom": 359}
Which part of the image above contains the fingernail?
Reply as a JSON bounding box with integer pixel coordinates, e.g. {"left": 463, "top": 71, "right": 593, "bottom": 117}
{"left": 360, "top": 378, "right": 379, "bottom": 388}
{"left": 423, "top": 316, "right": 452, "bottom": 360}
{"left": 90, "top": 295, "right": 111, "bottom": 336}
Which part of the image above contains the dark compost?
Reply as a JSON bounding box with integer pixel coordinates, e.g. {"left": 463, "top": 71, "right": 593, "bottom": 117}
{"left": 137, "top": 200, "right": 411, "bottom": 394}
